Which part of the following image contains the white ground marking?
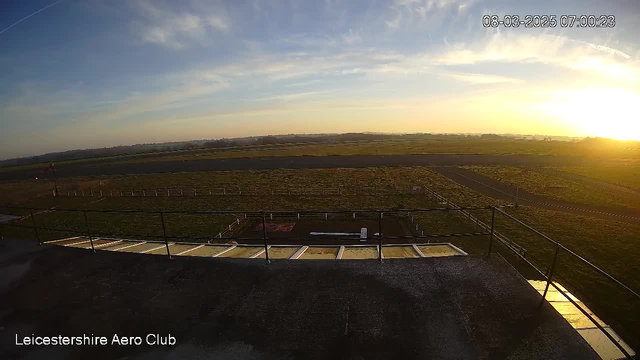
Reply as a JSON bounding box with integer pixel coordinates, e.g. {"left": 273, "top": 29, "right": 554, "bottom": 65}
{"left": 94, "top": 240, "right": 122, "bottom": 249}
{"left": 140, "top": 244, "right": 172, "bottom": 254}
{"left": 44, "top": 236, "right": 80, "bottom": 244}
{"left": 175, "top": 244, "right": 204, "bottom": 256}
{"left": 249, "top": 247, "right": 269, "bottom": 258}
{"left": 412, "top": 244, "right": 426, "bottom": 257}
{"left": 111, "top": 241, "right": 147, "bottom": 251}
{"left": 290, "top": 246, "right": 308, "bottom": 259}
{"left": 211, "top": 245, "right": 236, "bottom": 257}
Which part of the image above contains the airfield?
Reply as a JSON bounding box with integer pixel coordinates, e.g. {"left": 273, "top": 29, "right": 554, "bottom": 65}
{"left": 1, "top": 138, "right": 639, "bottom": 359}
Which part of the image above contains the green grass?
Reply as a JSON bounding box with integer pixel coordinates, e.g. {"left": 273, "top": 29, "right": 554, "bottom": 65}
{"left": 464, "top": 166, "right": 640, "bottom": 211}
{"left": 101, "top": 138, "right": 640, "bottom": 166}
{"left": 560, "top": 164, "right": 640, "bottom": 191}
{"left": 3, "top": 137, "right": 637, "bottom": 175}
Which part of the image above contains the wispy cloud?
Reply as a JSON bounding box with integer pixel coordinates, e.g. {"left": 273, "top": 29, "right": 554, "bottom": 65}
{"left": 132, "top": 0, "right": 229, "bottom": 49}
{"left": 443, "top": 71, "right": 521, "bottom": 84}
{"left": 386, "top": 0, "right": 475, "bottom": 28}
{"left": 434, "top": 32, "right": 640, "bottom": 84}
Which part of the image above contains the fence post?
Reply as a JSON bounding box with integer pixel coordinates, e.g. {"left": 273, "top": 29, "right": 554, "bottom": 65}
{"left": 160, "top": 212, "right": 171, "bottom": 259}
{"left": 540, "top": 244, "right": 561, "bottom": 306}
{"left": 83, "top": 210, "right": 95, "bottom": 253}
{"left": 378, "top": 211, "right": 383, "bottom": 262}
{"left": 262, "top": 213, "right": 270, "bottom": 263}
{"left": 487, "top": 207, "right": 496, "bottom": 256}
{"left": 29, "top": 208, "right": 41, "bottom": 246}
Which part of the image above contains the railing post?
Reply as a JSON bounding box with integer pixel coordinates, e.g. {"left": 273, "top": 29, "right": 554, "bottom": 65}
{"left": 29, "top": 208, "right": 41, "bottom": 246}
{"left": 378, "top": 211, "right": 383, "bottom": 263}
{"left": 540, "top": 244, "right": 561, "bottom": 306}
{"left": 262, "top": 213, "right": 270, "bottom": 263}
{"left": 160, "top": 212, "right": 171, "bottom": 259}
{"left": 83, "top": 210, "right": 95, "bottom": 253}
{"left": 487, "top": 207, "right": 496, "bottom": 256}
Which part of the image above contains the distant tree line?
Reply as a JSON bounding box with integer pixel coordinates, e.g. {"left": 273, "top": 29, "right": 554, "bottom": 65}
{"left": 2, "top": 133, "right": 616, "bottom": 168}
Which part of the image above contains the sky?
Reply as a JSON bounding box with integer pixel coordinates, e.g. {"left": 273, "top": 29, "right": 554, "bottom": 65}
{"left": 1, "top": 0, "right": 639, "bottom": 159}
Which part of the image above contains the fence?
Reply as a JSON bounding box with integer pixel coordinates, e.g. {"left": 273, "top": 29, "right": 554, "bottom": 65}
{"left": 0, "top": 203, "right": 637, "bottom": 358}
{"left": 52, "top": 185, "right": 436, "bottom": 198}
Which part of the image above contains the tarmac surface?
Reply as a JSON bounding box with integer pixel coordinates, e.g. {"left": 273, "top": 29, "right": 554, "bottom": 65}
{"left": 0, "top": 238, "right": 598, "bottom": 359}
{"left": 0, "top": 154, "right": 585, "bottom": 181}
{"left": 435, "top": 167, "right": 640, "bottom": 224}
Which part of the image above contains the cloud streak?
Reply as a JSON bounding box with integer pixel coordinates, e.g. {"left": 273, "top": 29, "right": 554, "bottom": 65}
{"left": 132, "top": 0, "right": 230, "bottom": 49}
{"left": 0, "top": 0, "right": 63, "bottom": 35}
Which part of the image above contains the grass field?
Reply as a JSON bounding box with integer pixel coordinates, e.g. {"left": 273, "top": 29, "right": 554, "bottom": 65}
{"left": 1, "top": 165, "right": 639, "bottom": 351}
{"left": 560, "top": 165, "right": 640, "bottom": 191}
{"left": 2, "top": 137, "right": 639, "bottom": 176}
{"left": 464, "top": 165, "right": 640, "bottom": 211}
{"left": 98, "top": 138, "right": 640, "bottom": 167}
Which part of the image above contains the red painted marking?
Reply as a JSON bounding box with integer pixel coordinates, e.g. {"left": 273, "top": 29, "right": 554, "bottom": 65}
{"left": 254, "top": 222, "right": 296, "bottom": 232}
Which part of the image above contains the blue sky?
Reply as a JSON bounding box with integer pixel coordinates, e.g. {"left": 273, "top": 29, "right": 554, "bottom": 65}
{"left": 1, "top": 0, "right": 639, "bottom": 158}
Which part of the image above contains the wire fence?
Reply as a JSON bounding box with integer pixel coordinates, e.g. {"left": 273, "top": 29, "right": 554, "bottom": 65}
{"left": 52, "top": 185, "right": 437, "bottom": 198}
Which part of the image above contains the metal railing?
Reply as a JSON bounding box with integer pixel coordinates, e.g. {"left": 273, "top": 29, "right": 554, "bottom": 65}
{"left": 488, "top": 208, "right": 638, "bottom": 359}
{"left": 1, "top": 203, "right": 637, "bottom": 358}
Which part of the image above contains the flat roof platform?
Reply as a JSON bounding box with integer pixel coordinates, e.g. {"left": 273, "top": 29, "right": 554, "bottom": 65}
{"left": 0, "top": 239, "right": 598, "bottom": 359}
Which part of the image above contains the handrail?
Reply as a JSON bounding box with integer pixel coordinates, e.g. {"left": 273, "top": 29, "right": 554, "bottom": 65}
{"left": 494, "top": 206, "right": 640, "bottom": 302}
{"left": 2, "top": 200, "right": 636, "bottom": 358}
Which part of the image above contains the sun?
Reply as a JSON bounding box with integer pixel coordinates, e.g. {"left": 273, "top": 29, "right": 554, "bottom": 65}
{"left": 537, "top": 87, "right": 640, "bottom": 141}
